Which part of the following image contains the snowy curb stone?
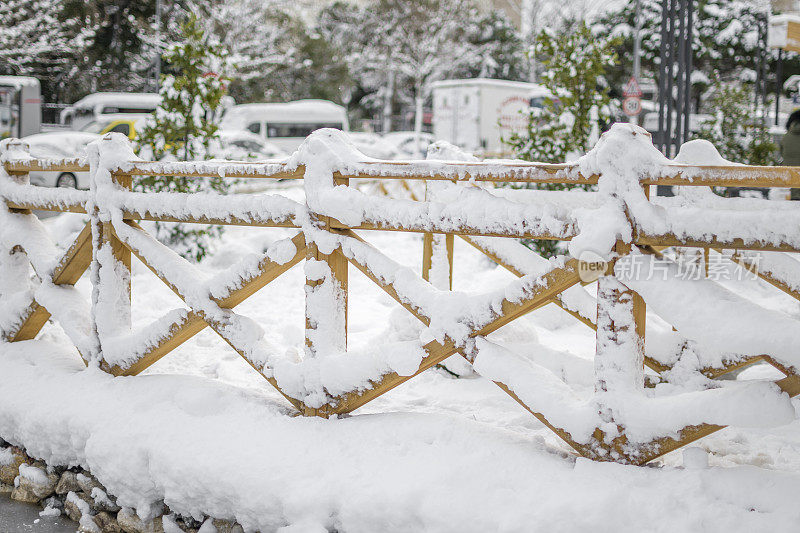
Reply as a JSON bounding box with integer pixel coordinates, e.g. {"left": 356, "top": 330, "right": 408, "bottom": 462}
{"left": 0, "top": 446, "right": 30, "bottom": 484}
{"left": 92, "top": 486, "right": 122, "bottom": 513}
{"left": 0, "top": 440, "right": 248, "bottom": 532}
{"left": 77, "top": 472, "right": 105, "bottom": 494}
{"left": 65, "top": 490, "right": 95, "bottom": 522}
{"left": 117, "top": 508, "right": 165, "bottom": 533}
{"left": 94, "top": 511, "right": 124, "bottom": 532}
{"left": 0, "top": 442, "right": 247, "bottom": 532}
{"left": 56, "top": 470, "right": 82, "bottom": 494}
{"left": 209, "top": 518, "right": 245, "bottom": 533}
{"left": 11, "top": 463, "right": 59, "bottom": 502}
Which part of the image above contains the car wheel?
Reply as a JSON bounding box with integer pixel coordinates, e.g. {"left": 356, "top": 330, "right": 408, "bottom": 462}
{"left": 56, "top": 173, "right": 78, "bottom": 188}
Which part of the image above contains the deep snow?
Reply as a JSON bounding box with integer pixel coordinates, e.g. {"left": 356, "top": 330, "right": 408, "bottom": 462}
{"left": 2, "top": 198, "right": 800, "bottom": 531}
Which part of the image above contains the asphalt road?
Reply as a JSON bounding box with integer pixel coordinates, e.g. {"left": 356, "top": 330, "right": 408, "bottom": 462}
{"left": 0, "top": 497, "right": 75, "bottom": 533}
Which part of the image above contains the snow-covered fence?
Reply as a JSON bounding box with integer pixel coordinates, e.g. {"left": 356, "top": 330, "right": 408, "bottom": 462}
{"left": 2, "top": 125, "right": 800, "bottom": 466}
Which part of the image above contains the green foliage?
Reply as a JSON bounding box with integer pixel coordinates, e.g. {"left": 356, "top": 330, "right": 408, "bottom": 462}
{"left": 201, "top": 2, "right": 351, "bottom": 106}
{"left": 455, "top": 8, "right": 528, "bottom": 82}
{"left": 136, "top": 14, "right": 230, "bottom": 262}
{"left": 506, "top": 23, "right": 619, "bottom": 164}
{"left": 694, "top": 81, "right": 778, "bottom": 166}
{"left": 593, "top": 0, "right": 784, "bottom": 91}
{"left": 259, "top": 13, "right": 351, "bottom": 105}
{"left": 504, "top": 23, "right": 618, "bottom": 258}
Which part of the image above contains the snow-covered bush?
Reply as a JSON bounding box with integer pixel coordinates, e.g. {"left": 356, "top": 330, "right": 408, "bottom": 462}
{"left": 505, "top": 23, "right": 619, "bottom": 165}
{"left": 136, "top": 14, "right": 230, "bottom": 262}
{"left": 694, "top": 80, "right": 777, "bottom": 167}
{"left": 504, "top": 23, "right": 619, "bottom": 257}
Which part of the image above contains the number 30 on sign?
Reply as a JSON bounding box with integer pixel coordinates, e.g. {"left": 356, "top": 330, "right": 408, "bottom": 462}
{"left": 622, "top": 96, "right": 642, "bottom": 117}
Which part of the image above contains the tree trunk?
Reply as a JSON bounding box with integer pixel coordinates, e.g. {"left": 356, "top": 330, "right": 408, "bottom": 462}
{"left": 414, "top": 87, "right": 424, "bottom": 158}
{"left": 383, "top": 69, "right": 394, "bottom": 134}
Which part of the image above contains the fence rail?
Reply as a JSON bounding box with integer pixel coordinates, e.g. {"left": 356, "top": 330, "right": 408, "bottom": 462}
{"left": 2, "top": 125, "right": 800, "bottom": 465}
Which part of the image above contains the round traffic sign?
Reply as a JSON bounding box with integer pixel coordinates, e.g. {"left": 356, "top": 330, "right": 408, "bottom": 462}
{"left": 622, "top": 96, "right": 642, "bottom": 117}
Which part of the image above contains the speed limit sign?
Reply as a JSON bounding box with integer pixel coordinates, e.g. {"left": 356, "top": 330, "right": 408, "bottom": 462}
{"left": 622, "top": 96, "right": 642, "bottom": 117}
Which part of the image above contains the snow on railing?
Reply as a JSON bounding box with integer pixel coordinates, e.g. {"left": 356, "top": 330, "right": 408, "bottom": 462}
{"left": 2, "top": 126, "right": 800, "bottom": 465}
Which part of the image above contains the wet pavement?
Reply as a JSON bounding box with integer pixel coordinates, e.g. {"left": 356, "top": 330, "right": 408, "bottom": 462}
{"left": 0, "top": 496, "right": 75, "bottom": 533}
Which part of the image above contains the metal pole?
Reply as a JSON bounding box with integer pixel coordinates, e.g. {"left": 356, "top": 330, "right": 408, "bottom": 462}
{"left": 657, "top": 0, "right": 669, "bottom": 152}
{"left": 631, "top": 0, "right": 643, "bottom": 124}
{"left": 675, "top": 0, "right": 686, "bottom": 149}
{"left": 760, "top": 16, "right": 768, "bottom": 121}
{"left": 15, "top": 87, "right": 22, "bottom": 138}
{"left": 755, "top": 15, "right": 763, "bottom": 114}
{"left": 665, "top": 0, "right": 676, "bottom": 156}
{"left": 683, "top": 0, "right": 693, "bottom": 144}
{"left": 155, "top": 0, "right": 162, "bottom": 92}
{"left": 776, "top": 48, "right": 783, "bottom": 127}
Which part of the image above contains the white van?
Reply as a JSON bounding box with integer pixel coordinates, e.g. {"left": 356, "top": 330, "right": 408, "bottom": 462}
{"left": 220, "top": 100, "right": 348, "bottom": 152}
{"left": 0, "top": 76, "right": 41, "bottom": 139}
{"left": 61, "top": 92, "right": 161, "bottom": 130}
{"left": 432, "top": 78, "right": 552, "bottom": 156}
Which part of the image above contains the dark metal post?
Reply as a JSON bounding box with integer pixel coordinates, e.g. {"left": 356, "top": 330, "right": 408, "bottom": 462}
{"left": 776, "top": 49, "right": 784, "bottom": 127}
{"left": 756, "top": 16, "right": 764, "bottom": 113}
{"left": 762, "top": 16, "right": 769, "bottom": 117}
{"left": 656, "top": 0, "right": 694, "bottom": 157}
{"left": 155, "top": 0, "right": 162, "bottom": 92}
{"left": 657, "top": 0, "right": 669, "bottom": 152}
{"left": 683, "top": 0, "right": 693, "bottom": 143}
{"left": 15, "top": 86, "right": 22, "bottom": 138}
{"left": 665, "top": 0, "right": 677, "bottom": 155}
{"left": 675, "top": 0, "right": 686, "bottom": 148}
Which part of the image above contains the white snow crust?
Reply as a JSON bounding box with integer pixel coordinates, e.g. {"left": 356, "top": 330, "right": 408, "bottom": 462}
{"left": 1, "top": 125, "right": 800, "bottom": 531}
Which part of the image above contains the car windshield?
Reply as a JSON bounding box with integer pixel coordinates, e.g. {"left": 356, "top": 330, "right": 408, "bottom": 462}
{"left": 80, "top": 120, "right": 109, "bottom": 134}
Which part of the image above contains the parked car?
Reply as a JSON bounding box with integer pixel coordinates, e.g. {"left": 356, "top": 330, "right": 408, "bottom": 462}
{"left": 80, "top": 114, "right": 149, "bottom": 140}
{"left": 383, "top": 131, "right": 436, "bottom": 158}
{"left": 79, "top": 119, "right": 287, "bottom": 162}
{"left": 220, "top": 100, "right": 349, "bottom": 153}
{"left": 23, "top": 132, "right": 99, "bottom": 189}
{"left": 60, "top": 92, "right": 161, "bottom": 130}
{"left": 215, "top": 130, "right": 287, "bottom": 160}
{"left": 347, "top": 132, "right": 400, "bottom": 160}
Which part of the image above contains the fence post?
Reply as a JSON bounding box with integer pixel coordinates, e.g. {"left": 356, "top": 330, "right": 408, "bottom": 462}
{"left": 593, "top": 240, "right": 646, "bottom": 459}
{"left": 304, "top": 175, "right": 349, "bottom": 364}
{"left": 90, "top": 138, "right": 132, "bottom": 364}
{"left": 111, "top": 171, "right": 132, "bottom": 316}
{"left": 422, "top": 180, "right": 454, "bottom": 290}
{"left": 0, "top": 143, "right": 33, "bottom": 341}
{"left": 3, "top": 140, "right": 30, "bottom": 194}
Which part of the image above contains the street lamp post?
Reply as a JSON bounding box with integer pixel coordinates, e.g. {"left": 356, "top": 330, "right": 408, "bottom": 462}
{"left": 154, "top": 0, "right": 162, "bottom": 93}
{"left": 630, "top": 0, "right": 642, "bottom": 124}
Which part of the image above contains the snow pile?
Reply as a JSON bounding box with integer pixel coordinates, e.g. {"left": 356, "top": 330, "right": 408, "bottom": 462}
{"left": 3, "top": 343, "right": 800, "bottom": 532}
{"left": 0, "top": 138, "right": 33, "bottom": 163}
{"left": 470, "top": 337, "right": 599, "bottom": 442}
{"left": 465, "top": 235, "right": 597, "bottom": 322}
{"left": 673, "top": 139, "right": 739, "bottom": 167}
{"left": 571, "top": 124, "right": 669, "bottom": 260}
{"left": 1, "top": 123, "right": 799, "bottom": 467}
{"left": 620, "top": 253, "right": 800, "bottom": 373}
{"left": 0, "top": 201, "right": 95, "bottom": 354}
{"left": 724, "top": 250, "right": 800, "bottom": 294}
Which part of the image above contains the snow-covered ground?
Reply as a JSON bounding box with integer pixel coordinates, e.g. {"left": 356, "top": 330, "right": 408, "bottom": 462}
{"left": 2, "top": 182, "right": 800, "bottom": 531}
